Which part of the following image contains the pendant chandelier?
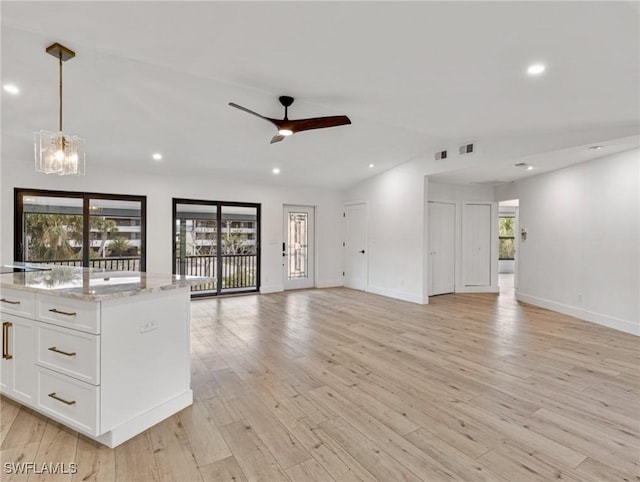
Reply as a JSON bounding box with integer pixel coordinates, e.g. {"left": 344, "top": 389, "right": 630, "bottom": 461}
{"left": 34, "top": 42, "right": 85, "bottom": 176}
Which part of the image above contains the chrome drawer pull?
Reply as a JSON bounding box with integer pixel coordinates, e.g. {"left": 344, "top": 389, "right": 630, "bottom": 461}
{"left": 48, "top": 308, "right": 77, "bottom": 317}
{"left": 0, "top": 298, "right": 20, "bottom": 305}
{"left": 48, "top": 346, "right": 76, "bottom": 357}
{"left": 2, "top": 322, "right": 12, "bottom": 360}
{"left": 48, "top": 392, "right": 76, "bottom": 406}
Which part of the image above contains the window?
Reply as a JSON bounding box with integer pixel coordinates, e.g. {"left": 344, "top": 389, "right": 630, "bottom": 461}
{"left": 15, "top": 189, "right": 146, "bottom": 271}
{"left": 499, "top": 216, "right": 515, "bottom": 260}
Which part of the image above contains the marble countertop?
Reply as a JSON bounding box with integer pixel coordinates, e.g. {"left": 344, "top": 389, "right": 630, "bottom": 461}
{"left": 0, "top": 263, "right": 214, "bottom": 301}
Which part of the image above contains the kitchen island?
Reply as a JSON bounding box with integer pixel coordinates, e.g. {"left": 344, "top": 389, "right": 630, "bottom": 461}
{"left": 0, "top": 264, "right": 210, "bottom": 448}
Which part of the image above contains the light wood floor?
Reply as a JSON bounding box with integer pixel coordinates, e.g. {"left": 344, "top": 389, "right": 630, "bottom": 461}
{"left": 2, "top": 287, "right": 639, "bottom": 481}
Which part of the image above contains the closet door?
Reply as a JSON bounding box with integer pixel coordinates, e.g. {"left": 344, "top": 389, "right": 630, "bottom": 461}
{"left": 428, "top": 202, "right": 455, "bottom": 296}
{"left": 463, "top": 203, "right": 492, "bottom": 286}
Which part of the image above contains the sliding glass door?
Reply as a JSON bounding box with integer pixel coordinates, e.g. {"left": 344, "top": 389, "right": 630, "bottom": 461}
{"left": 173, "top": 199, "right": 260, "bottom": 296}
{"left": 15, "top": 189, "right": 146, "bottom": 271}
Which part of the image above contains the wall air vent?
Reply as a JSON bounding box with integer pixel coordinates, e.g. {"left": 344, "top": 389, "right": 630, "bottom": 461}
{"left": 459, "top": 142, "right": 475, "bottom": 155}
{"left": 435, "top": 150, "right": 447, "bottom": 160}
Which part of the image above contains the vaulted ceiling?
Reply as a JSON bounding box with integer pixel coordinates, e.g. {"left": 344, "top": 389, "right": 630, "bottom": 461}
{"left": 2, "top": 1, "right": 638, "bottom": 189}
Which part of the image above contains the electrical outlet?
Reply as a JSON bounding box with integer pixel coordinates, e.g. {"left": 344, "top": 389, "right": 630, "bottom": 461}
{"left": 140, "top": 321, "right": 158, "bottom": 333}
{"left": 577, "top": 293, "right": 583, "bottom": 302}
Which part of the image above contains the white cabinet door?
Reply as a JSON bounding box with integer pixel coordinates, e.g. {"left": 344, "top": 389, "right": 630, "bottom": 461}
{"left": 463, "top": 203, "right": 492, "bottom": 287}
{"left": 1, "top": 314, "right": 35, "bottom": 404}
{"left": 429, "top": 202, "right": 455, "bottom": 296}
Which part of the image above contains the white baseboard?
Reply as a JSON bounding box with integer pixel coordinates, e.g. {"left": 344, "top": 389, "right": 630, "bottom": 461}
{"left": 95, "top": 390, "right": 193, "bottom": 448}
{"left": 517, "top": 292, "right": 639, "bottom": 336}
{"left": 316, "top": 279, "right": 344, "bottom": 288}
{"left": 456, "top": 285, "right": 500, "bottom": 294}
{"left": 366, "top": 286, "right": 427, "bottom": 305}
{"left": 260, "top": 284, "right": 284, "bottom": 294}
{"left": 261, "top": 281, "right": 343, "bottom": 292}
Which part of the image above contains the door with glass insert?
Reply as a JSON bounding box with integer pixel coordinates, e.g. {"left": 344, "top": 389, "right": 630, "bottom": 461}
{"left": 174, "top": 200, "right": 260, "bottom": 296}
{"left": 283, "top": 205, "right": 315, "bottom": 290}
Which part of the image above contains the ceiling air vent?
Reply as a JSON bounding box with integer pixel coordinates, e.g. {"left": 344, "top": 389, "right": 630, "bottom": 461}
{"left": 435, "top": 150, "right": 447, "bottom": 160}
{"left": 459, "top": 142, "right": 475, "bottom": 155}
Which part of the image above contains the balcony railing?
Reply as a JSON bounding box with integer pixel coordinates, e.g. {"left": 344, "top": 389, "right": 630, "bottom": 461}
{"left": 29, "top": 254, "right": 257, "bottom": 294}
{"left": 29, "top": 257, "right": 141, "bottom": 271}
{"left": 175, "top": 254, "right": 257, "bottom": 292}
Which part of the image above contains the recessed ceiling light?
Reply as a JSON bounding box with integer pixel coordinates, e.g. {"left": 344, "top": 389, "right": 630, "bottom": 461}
{"left": 368, "top": 163, "right": 375, "bottom": 168}
{"left": 527, "top": 63, "right": 546, "bottom": 75}
{"left": 527, "top": 166, "right": 534, "bottom": 171}
{"left": 272, "top": 167, "right": 280, "bottom": 174}
{"left": 3, "top": 84, "right": 19, "bottom": 95}
{"left": 152, "top": 153, "right": 162, "bottom": 161}
{"left": 588, "top": 145, "right": 603, "bottom": 151}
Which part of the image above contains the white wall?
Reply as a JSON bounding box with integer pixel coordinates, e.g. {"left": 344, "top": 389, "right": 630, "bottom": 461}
{"left": 496, "top": 149, "right": 640, "bottom": 335}
{"left": 428, "top": 181, "right": 499, "bottom": 294}
{"left": 343, "top": 159, "right": 427, "bottom": 303}
{"left": 0, "top": 159, "right": 344, "bottom": 293}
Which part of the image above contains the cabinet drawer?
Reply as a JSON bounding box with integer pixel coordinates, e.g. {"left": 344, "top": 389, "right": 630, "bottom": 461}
{"left": 36, "top": 324, "right": 100, "bottom": 385}
{"left": 0, "top": 288, "right": 35, "bottom": 318}
{"left": 37, "top": 367, "right": 99, "bottom": 436}
{"left": 36, "top": 295, "right": 100, "bottom": 334}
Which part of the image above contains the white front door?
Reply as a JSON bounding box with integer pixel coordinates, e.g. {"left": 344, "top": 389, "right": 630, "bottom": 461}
{"left": 428, "top": 202, "right": 456, "bottom": 296}
{"left": 344, "top": 203, "right": 367, "bottom": 290}
{"left": 283, "top": 205, "right": 315, "bottom": 290}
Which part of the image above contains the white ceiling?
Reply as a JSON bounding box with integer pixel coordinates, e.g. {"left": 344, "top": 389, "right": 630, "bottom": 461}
{"left": 1, "top": 1, "right": 638, "bottom": 189}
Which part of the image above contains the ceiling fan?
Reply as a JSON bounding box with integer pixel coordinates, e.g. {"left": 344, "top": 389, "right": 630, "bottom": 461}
{"left": 229, "top": 96, "right": 351, "bottom": 144}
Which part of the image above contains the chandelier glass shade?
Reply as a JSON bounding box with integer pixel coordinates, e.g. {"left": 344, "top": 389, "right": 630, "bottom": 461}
{"left": 34, "top": 43, "right": 85, "bottom": 176}
{"left": 34, "top": 130, "right": 85, "bottom": 175}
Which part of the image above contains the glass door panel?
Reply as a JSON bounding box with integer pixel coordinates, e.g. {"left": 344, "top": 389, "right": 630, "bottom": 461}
{"left": 89, "top": 198, "right": 143, "bottom": 271}
{"left": 287, "top": 212, "right": 309, "bottom": 279}
{"left": 22, "top": 195, "right": 83, "bottom": 265}
{"left": 175, "top": 202, "right": 218, "bottom": 295}
{"left": 220, "top": 205, "right": 258, "bottom": 293}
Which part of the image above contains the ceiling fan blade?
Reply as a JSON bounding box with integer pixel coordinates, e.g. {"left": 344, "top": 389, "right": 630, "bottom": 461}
{"left": 229, "top": 102, "right": 280, "bottom": 128}
{"left": 289, "top": 115, "right": 352, "bottom": 134}
{"left": 228, "top": 102, "right": 267, "bottom": 119}
{"left": 270, "top": 134, "right": 286, "bottom": 144}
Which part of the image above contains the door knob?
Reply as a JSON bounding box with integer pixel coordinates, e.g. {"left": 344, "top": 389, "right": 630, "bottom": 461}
{"left": 359, "top": 250, "right": 365, "bottom": 254}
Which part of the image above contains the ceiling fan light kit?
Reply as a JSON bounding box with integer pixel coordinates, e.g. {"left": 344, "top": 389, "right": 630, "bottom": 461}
{"left": 229, "top": 95, "right": 351, "bottom": 144}
{"left": 34, "top": 42, "right": 86, "bottom": 176}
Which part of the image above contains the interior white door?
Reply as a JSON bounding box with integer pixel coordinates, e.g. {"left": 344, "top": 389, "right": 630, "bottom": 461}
{"left": 463, "top": 203, "right": 492, "bottom": 286}
{"left": 283, "top": 205, "right": 315, "bottom": 290}
{"left": 428, "top": 202, "right": 455, "bottom": 296}
{"left": 344, "top": 203, "right": 367, "bottom": 290}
